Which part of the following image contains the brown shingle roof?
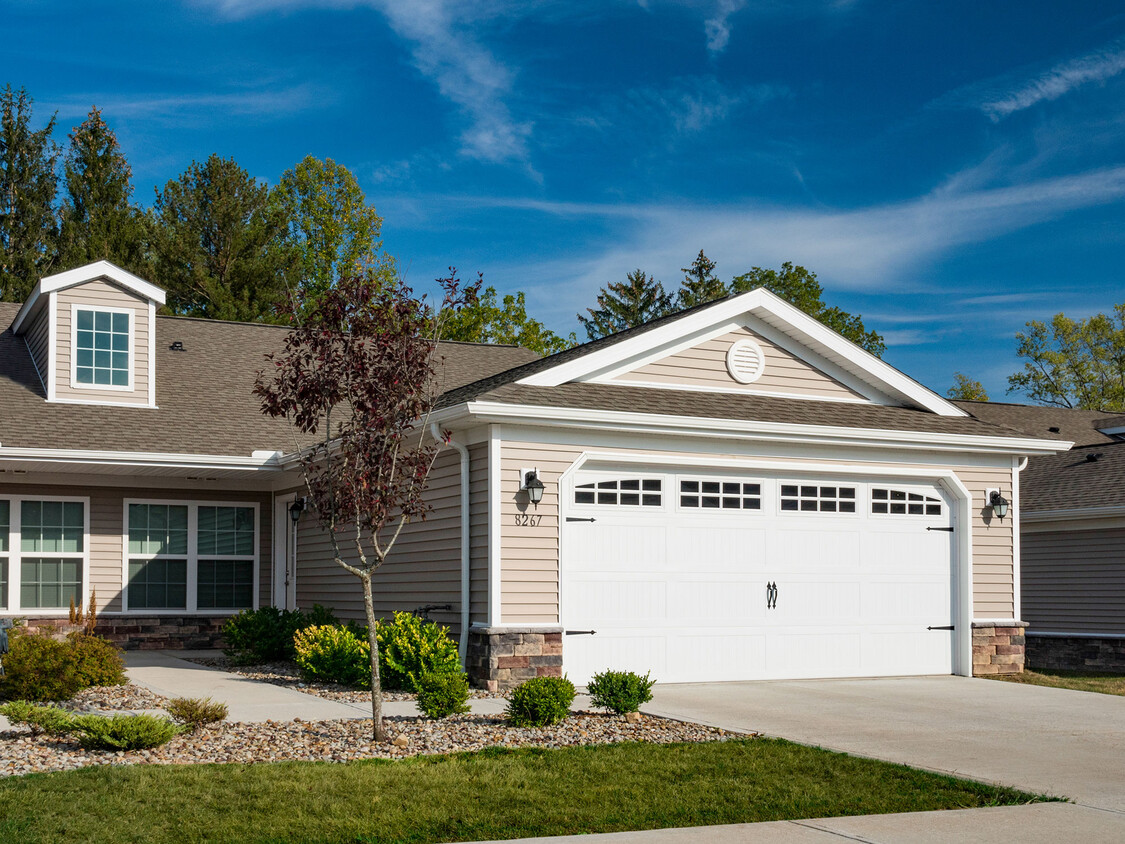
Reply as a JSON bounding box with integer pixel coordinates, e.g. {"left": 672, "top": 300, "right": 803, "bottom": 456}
{"left": 954, "top": 400, "right": 1118, "bottom": 447}
{"left": 1021, "top": 442, "right": 1125, "bottom": 511}
{"left": 0, "top": 302, "right": 537, "bottom": 456}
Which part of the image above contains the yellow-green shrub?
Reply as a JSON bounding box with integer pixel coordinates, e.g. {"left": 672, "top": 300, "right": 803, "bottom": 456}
{"left": 293, "top": 625, "right": 371, "bottom": 688}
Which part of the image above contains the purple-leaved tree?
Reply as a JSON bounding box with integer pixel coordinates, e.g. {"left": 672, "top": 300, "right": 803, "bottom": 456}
{"left": 255, "top": 268, "right": 477, "bottom": 740}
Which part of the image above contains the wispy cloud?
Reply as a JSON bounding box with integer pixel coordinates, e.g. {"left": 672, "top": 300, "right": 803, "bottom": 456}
{"left": 621, "top": 76, "right": 782, "bottom": 136}
{"left": 703, "top": 0, "right": 744, "bottom": 54}
{"left": 202, "top": 0, "right": 532, "bottom": 165}
{"left": 42, "top": 84, "right": 326, "bottom": 124}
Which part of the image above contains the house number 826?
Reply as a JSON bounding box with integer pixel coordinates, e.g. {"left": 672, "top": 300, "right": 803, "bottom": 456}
{"left": 514, "top": 514, "right": 542, "bottom": 527}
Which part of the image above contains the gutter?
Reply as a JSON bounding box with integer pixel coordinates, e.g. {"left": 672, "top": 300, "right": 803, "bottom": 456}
{"left": 0, "top": 445, "right": 286, "bottom": 472}
{"left": 433, "top": 423, "right": 471, "bottom": 668}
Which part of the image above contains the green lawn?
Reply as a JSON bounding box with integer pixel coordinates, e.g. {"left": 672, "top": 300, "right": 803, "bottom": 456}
{"left": 989, "top": 668, "right": 1125, "bottom": 696}
{"left": 0, "top": 739, "right": 1050, "bottom": 844}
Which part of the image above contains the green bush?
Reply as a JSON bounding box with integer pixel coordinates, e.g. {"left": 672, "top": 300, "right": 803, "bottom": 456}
{"left": 70, "top": 714, "right": 183, "bottom": 751}
{"left": 415, "top": 672, "right": 471, "bottom": 719}
{"left": 222, "top": 605, "right": 339, "bottom": 664}
{"left": 586, "top": 670, "right": 655, "bottom": 715}
{"left": 0, "top": 701, "right": 77, "bottom": 735}
{"left": 376, "top": 612, "right": 461, "bottom": 691}
{"left": 505, "top": 676, "right": 576, "bottom": 727}
{"left": 165, "top": 697, "right": 228, "bottom": 731}
{"left": 293, "top": 625, "right": 371, "bottom": 688}
{"left": 0, "top": 632, "right": 124, "bottom": 702}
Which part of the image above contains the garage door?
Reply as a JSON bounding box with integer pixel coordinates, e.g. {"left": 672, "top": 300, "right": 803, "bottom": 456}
{"left": 561, "top": 469, "right": 956, "bottom": 684}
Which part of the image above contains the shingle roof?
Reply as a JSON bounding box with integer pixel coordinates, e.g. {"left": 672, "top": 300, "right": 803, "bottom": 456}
{"left": 458, "top": 381, "right": 1033, "bottom": 438}
{"left": 1021, "top": 442, "right": 1125, "bottom": 511}
{"left": 953, "top": 400, "right": 1118, "bottom": 447}
{"left": 0, "top": 302, "right": 537, "bottom": 456}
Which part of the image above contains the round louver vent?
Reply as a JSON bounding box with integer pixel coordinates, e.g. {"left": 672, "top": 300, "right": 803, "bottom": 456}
{"left": 726, "top": 339, "right": 765, "bottom": 384}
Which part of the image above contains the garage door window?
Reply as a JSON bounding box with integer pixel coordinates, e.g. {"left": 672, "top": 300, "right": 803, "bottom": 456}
{"left": 680, "top": 479, "right": 761, "bottom": 510}
{"left": 574, "top": 479, "right": 662, "bottom": 506}
{"left": 780, "top": 484, "right": 856, "bottom": 513}
{"left": 871, "top": 488, "right": 942, "bottom": 516}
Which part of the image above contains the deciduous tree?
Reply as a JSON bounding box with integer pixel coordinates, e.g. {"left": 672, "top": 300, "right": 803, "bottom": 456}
{"left": 152, "top": 154, "right": 289, "bottom": 321}
{"left": 442, "top": 284, "right": 574, "bottom": 355}
{"left": 578, "top": 269, "right": 672, "bottom": 340}
{"left": 1007, "top": 305, "right": 1125, "bottom": 410}
{"left": 255, "top": 268, "right": 476, "bottom": 741}
{"left": 730, "top": 262, "right": 885, "bottom": 356}
{"left": 947, "top": 372, "right": 989, "bottom": 402}
{"left": 58, "top": 107, "right": 149, "bottom": 274}
{"left": 0, "top": 85, "right": 59, "bottom": 301}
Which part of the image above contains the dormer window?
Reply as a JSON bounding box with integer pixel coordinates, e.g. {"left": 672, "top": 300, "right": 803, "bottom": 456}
{"left": 74, "top": 307, "right": 131, "bottom": 388}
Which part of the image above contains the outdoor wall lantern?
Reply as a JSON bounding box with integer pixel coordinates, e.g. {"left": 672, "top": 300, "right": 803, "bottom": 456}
{"left": 289, "top": 496, "right": 307, "bottom": 524}
{"left": 523, "top": 470, "right": 545, "bottom": 507}
{"left": 988, "top": 490, "right": 1009, "bottom": 519}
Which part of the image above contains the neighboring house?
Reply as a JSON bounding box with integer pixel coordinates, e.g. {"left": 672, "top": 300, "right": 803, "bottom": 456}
{"left": 955, "top": 401, "right": 1125, "bottom": 671}
{"left": 1, "top": 261, "right": 1066, "bottom": 689}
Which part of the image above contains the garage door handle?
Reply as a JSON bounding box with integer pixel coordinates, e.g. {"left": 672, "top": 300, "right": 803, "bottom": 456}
{"left": 565, "top": 630, "right": 597, "bottom": 635}
{"left": 927, "top": 625, "right": 954, "bottom": 631}
{"left": 566, "top": 517, "right": 596, "bottom": 523}
{"left": 766, "top": 581, "right": 777, "bottom": 609}
{"left": 927, "top": 526, "right": 954, "bottom": 532}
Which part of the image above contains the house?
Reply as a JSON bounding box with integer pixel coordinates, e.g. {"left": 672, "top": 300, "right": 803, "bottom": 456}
{"left": 953, "top": 401, "right": 1125, "bottom": 672}
{"left": 1, "top": 261, "right": 1067, "bottom": 689}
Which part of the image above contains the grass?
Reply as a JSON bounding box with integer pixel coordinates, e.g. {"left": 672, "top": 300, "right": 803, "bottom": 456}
{"left": 988, "top": 668, "right": 1125, "bottom": 696}
{"left": 0, "top": 739, "right": 1051, "bottom": 844}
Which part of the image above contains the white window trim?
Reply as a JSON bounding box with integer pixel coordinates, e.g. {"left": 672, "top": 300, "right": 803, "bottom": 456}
{"left": 0, "top": 494, "right": 91, "bottom": 616}
{"left": 777, "top": 480, "right": 861, "bottom": 517}
{"left": 675, "top": 474, "right": 764, "bottom": 514}
{"left": 869, "top": 483, "right": 945, "bottom": 520}
{"left": 122, "top": 499, "right": 260, "bottom": 615}
{"left": 70, "top": 303, "right": 135, "bottom": 392}
{"left": 570, "top": 473, "right": 667, "bottom": 510}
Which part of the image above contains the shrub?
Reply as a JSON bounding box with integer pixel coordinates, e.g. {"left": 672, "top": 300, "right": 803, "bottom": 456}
{"left": 70, "top": 714, "right": 183, "bottom": 751}
{"left": 293, "top": 625, "right": 371, "bottom": 688}
{"left": 165, "top": 697, "right": 228, "bottom": 731}
{"left": 586, "top": 670, "right": 655, "bottom": 715}
{"left": 415, "top": 672, "right": 471, "bottom": 719}
{"left": 68, "top": 633, "right": 126, "bottom": 689}
{"left": 0, "top": 632, "right": 123, "bottom": 702}
{"left": 505, "top": 676, "right": 576, "bottom": 727}
{"left": 222, "top": 605, "right": 340, "bottom": 664}
{"left": 0, "top": 701, "right": 77, "bottom": 735}
{"left": 376, "top": 612, "right": 460, "bottom": 691}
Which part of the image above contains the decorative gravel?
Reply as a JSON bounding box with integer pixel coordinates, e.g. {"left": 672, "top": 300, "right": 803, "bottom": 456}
{"left": 0, "top": 712, "right": 740, "bottom": 777}
{"left": 56, "top": 684, "right": 169, "bottom": 714}
{"left": 182, "top": 657, "right": 504, "bottom": 703}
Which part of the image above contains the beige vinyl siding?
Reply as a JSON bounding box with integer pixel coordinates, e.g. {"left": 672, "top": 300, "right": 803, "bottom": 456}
{"left": 55, "top": 279, "right": 151, "bottom": 405}
{"left": 23, "top": 306, "right": 50, "bottom": 391}
{"left": 613, "top": 327, "right": 865, "bottom": 401}
{"left": 1022, "top": 526, "right": 1125, "bottom": 635}
{"left": 0, "top": 483, "right": 271, "bottom": 614}
{"left": 294, "top": 448, "right": 465, "bottom": 633}
{"left": 469, "top": 442, "right": 489, "bottom": 625}
{"left": 497, "top": 440, "right": 1016, "bottom": 625}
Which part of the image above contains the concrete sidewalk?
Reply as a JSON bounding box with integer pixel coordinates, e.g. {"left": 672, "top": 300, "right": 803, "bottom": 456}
{"left": 464, "top": 802, "right": 1125, "bottom": 844}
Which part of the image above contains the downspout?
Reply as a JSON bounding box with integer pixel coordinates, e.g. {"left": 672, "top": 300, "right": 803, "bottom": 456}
{"left": 433, "top": 423, "right": 471, "bottom": 667}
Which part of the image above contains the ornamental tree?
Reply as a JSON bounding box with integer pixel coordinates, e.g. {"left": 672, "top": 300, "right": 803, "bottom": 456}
{"left": 255, "top": 267, "right": 477, "bottom": 740}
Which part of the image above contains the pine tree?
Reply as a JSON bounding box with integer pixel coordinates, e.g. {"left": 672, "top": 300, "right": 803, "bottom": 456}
{"left": 578, "top": 269, "right": 673, "bottom": 340}
{"left": 0, "top": 86, "right": 59, "bottom": 302}
{"left": 152, "top": 154, "right": 291, "bottom": 322}
{"left": 676, "top": 249, "right": 725, "bottom": 310}
{"left": 58, "top": 107, "right": 149, "bottom": 274}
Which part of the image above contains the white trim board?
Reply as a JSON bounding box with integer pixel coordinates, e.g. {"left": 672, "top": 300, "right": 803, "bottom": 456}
{"left": 11, "top": 260, "right": 166, "bottom": 335}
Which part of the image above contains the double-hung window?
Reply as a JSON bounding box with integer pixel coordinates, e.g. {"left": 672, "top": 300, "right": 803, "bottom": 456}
{"left": 125, "top": 501, "right": 257, "bottom": 612}
{"left": 19, "top": 500, "right": 85, "bottom": 609}
{"left": 74, "top": 307, "right": 130, "bottom": 387}
{"left": 0, "top": 500, "right": 9, "bottom": 610}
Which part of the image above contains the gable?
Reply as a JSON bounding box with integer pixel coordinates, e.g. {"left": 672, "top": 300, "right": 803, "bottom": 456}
{"left": 610, "top": 325, "right": 866, "bottom": 402}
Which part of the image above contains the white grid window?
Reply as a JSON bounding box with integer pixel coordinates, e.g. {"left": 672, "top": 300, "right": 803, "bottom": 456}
{"left": 574, "top": 479, "right": 662, "bottom": 507}
{"left": 680, "top": 479, "right": 761, "bottom": 510}
{"left": 127, "top": 504, "right": 189, "bottom": 610}
{"left": 780, "top": 484, "right": 856, "bottom": 513}
{"left": 0, "top": 499, "right": 8, "bottom": 610}
{"left": 872, "top": 488, "right": 942, "bottom": 516}
{"left": 19, "top": 500, "right": 85, "bottom": 609}
{"left": 75, "top": 308, "right": 130, "bottom": 386}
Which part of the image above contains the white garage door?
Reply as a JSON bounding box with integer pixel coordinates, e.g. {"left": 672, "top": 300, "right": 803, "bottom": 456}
{"left": 561, "top": 469, "right": 956, "bottom": 684}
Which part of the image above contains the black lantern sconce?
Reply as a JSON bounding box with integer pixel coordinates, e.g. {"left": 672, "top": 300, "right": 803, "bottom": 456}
{"left": 522, "top": 470, "right": 545, "bottom": 508}
{"left": 288, "top": 496, "right": 308, "bottom": 524}
{"left": 988, "top": 490, "right": 1009, "bottom": 520}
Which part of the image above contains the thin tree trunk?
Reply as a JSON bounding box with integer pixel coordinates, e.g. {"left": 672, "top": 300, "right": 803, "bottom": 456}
{"left": 361, "top": 573, "right": 387, "bottom": 742}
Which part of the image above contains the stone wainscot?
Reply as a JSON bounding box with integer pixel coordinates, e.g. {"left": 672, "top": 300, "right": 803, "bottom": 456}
{"left": 972, "top": 621, "right": 1027, "bottom": 675}
{"left": 466, "top": 626, "right": 564, "bottom": 691}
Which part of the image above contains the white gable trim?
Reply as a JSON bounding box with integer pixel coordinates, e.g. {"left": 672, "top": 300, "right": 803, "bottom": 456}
{"left": 10, "top": 260, "right": 166, "bottom": 334}
{"left": 517, "top": 288, "right": 966, "bottom": 417}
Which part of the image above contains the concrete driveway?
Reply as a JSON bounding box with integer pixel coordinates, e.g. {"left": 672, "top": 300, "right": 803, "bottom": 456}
{"left": 644, "top": 675, "right": 1125, "bottom": 813}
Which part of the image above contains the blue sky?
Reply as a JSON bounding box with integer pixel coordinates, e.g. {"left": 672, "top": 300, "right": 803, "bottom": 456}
{"left": 5, "top": 1, "right": 1125, "bottom": 399}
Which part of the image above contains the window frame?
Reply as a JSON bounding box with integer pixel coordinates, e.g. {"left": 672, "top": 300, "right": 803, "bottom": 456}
{"left": 676, "top": 475, "right": 763, "bottom": 513}
{"left": 776, "top": 482, "right": 860, "bottom": 516}
{"left": 122, "top": 499, "right": 260, "bottom": 615}
{"left": 869, "top": 486, "right": 945, "bottom": 519}
{"left": 0, "top": 495, "right": 91, "bottom": 615}
{"left": 71, "top": 303, "right": 134, "bottom": 392}
{"left": 571, "top": 475, "right": 666, "bottom": 510}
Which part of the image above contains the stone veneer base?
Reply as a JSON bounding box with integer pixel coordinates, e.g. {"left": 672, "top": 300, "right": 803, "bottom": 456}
{"left": 467, "top": 626, "right": 564, "bottom": 691}
{"left": 1026, "top": 633, "right": 1125, "bottom": 672}
{"left": 972, "top": 621, "right": 1027, "bottom": 675}
{"left": 19, "top": 616, "right": 228, "bottom": 650}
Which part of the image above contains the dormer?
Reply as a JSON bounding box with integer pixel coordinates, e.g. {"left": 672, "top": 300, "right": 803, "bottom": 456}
{"left": 9, "top": 261, "right": 166, "bottom": 408}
